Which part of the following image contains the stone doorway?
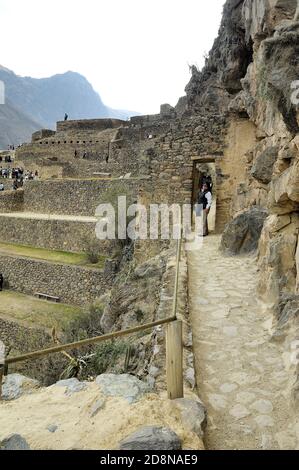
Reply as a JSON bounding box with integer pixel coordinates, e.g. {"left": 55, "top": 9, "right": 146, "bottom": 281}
{"left": 192, "top": 160, "right": 216, "bottom": 232}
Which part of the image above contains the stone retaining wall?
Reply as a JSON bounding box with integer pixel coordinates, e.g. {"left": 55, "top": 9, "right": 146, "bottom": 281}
{"left": 0, "top": 190, "right": 24, "bottom": 213}
{"left": 0, "top": 215, "right": 114, "bottom": 254}
{"left": 23, "top": 179, "right": 138, "bottom": 216}
{"left": 56, "top": 118, "right": 126, "bottom": 133}
{"left": 149, "top": 244, "right": 196, "bottom": 393}
{"left": 0, "top": 255, "right": 111, "bottom": 306}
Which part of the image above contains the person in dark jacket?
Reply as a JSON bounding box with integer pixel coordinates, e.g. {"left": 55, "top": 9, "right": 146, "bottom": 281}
{"left": 198, "top": 183, "right": 212, "bottom": 236}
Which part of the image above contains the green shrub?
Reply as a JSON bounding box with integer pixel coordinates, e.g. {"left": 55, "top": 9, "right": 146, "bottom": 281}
{"left": 84, "top": 239, "right": 102, "bottom": 264}
{"left": 135, "top": 308, "right": 144, "bottom": 322}
{"left": 91, "top": 340, "right": 128, "bottom": 375}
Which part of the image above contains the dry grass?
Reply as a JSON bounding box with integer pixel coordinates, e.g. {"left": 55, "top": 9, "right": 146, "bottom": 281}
{"left": 0, "top": 290, "right": 82, "bottom": 330}
{"left": 0, "top": 242, "right": 106, "bottom": 269}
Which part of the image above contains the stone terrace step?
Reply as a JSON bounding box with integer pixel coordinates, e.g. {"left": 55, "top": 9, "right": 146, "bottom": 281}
{"left": 0, "top": 251, "right": 110, "bottom": 306}
{"left": 21, "top": 178, "right": 138, "bottom": 216}
{"left": 0, "top": 212, "right": 104, "bottom": 254}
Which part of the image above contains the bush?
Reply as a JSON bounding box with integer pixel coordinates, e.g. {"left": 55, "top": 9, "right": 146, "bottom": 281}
{"left": 135, "top": 308, "right": 144, "bottom": 322}
{"left": 90, "top": 340, "right": 128, "bottom": 375}
{"left": 63, "top": 301, "right": 104, "bottom": 342}
{"left": 84, "top": 239, "right": 102, "bottom": 264}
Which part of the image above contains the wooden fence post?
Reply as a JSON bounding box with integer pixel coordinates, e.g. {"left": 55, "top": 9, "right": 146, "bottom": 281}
{"left": 166, "top": 320, "right": 183, "bottom": 400}
{"left": 0, "top": 365, "right": 4, "bottom": 401}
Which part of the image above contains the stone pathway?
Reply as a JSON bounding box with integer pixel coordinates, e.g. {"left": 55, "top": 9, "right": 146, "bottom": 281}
{"left": 188, "top": 235, "right": 299, "bottom": 450}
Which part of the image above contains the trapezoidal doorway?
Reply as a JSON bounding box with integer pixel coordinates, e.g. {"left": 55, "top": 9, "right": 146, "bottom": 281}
{"left": 192, "top": 160, "right": 217, "bottom": 233}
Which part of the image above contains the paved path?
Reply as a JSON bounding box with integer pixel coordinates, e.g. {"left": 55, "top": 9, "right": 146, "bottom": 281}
{"left": 0, "top": 212, "right": 97, "bottom": 223}
{"left": 188, "top": 235, "right": 299, "bottom": 450}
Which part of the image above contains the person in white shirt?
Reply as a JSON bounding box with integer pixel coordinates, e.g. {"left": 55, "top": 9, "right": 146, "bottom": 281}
{"left": 198, "top": 182, "right": 212, "bottom": 236}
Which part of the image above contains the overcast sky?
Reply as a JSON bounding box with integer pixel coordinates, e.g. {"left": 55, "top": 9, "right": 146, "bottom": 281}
{"left": 0, "top": 0, "right": 224, "bottom": 114}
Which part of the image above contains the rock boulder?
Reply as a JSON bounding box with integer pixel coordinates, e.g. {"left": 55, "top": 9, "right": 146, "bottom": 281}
{"left": 220, "top": 207, "right": 268, "bottom": 255}
{"left": 119, "top": 426, "right": 181, "bottom": 450}
{"left": 2, "top": 374, "right": 40, "bottom": 401}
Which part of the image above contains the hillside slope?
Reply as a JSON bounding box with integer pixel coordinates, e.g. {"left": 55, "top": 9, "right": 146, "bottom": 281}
{"left": 0, "top": 66, "right": 137, "bottom": 148}
{"left": 0, "top": 99, "right": 42, "bottom": 148}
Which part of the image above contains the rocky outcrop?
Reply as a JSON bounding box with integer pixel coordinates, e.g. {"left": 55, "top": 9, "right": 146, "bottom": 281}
{"left": 95, "top": 374, "right": 149, "bottom": 404}
{"left": 258, "top": 214, "right": 299, "bottom": 306}
{"left": 251, "top": 146, "right": 278, "bottom": 184}
{"left": 0, "top": 434, "right": 30, "bottom": 450}
{"left": 220, "top": 207, "right": 268, "bottom": 255}
{"left": 173, "top": 398, "right": 207, "bottom": 439}
{"left": 119, "top": 426, "right": 182, "bottom": 450}
{"left": 0, "top": 373, "right": 205, "bottom": 450}
{"left": 2, "top": 374, "right": 40, "bottom": 401}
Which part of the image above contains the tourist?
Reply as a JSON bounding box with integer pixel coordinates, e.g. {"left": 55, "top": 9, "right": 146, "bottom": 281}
{"left": 0, "top": 182, "right": 4, "bottom": 191}
{"left": 198, "top": 182, "right": 212, "bottom": 237}
{"left": 64, "top": 113, "right": 68, "bottom": 121}
{"left": 0, "top": 273, "right": 3, "bottom": 291}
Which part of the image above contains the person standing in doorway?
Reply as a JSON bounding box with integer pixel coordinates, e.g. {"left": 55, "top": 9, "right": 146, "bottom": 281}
{"left": 198, "top": 182, "right": 212, "bottom": 236}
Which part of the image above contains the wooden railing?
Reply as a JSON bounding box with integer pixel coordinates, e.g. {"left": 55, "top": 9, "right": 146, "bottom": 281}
{"left": 0, "top": 237, "right": 184, "bottom": 401}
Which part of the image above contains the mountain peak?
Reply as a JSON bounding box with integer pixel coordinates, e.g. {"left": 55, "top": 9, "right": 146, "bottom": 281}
{"left": 0, "top": 66, "right": 138, "bottom": 148}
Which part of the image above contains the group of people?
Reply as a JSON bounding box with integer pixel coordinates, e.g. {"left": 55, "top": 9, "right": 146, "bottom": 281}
{"left": 0, "top": 155, "right": 13, "bottom": 163}
{"left": 0, "top": 167, "right": 39, "bottom": 191}
{"left": 1, "top": 166, "right": 23, "bottom": 179}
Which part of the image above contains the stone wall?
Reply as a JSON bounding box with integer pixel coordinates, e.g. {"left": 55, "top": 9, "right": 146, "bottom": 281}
{"left": 56, "top": 118, "right": 126, "bottom": 133}
{"left": 0, "top": 190, "right": 24, "bottom": 213}
{"left": 23, "top": 179, "right": 139, "bottom": 216}
{"left": 0, "top": 215, "right": 114, "bottom": 254}
{"left": 150, "top": 245, "right": 197, "bottom": 392}
{"left": 32, "top": 129, "right": 55, "bottom": 142}
{"left": 0, "top": 255, "right": 111, "bottom": 306}
{"left": 16, "top": 130, "right": 117, "bottom": 163}
{"left": 216, "top": 117, "right": 257, "bottom": 231}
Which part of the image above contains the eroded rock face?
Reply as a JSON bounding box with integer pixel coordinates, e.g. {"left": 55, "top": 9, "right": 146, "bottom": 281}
{"left": 220, "top": 207, "right": 268, "bottom": 255}
{"left": 173, "top": 399, "right": 207, "bottom": 438}
{"left": 100, "top": 252, "right": 166, "bottom": 333}
{"left": 119, "top": 426, "right": 181, "bottom": 450}
{"left": 251, "top": 146, "right": 278, "bottom": 183}
{"left": 53, "top": 378, "right": 87, "bottom": 396}
{"left": 258, "top": 214, "right": 299, "bottom": 305}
